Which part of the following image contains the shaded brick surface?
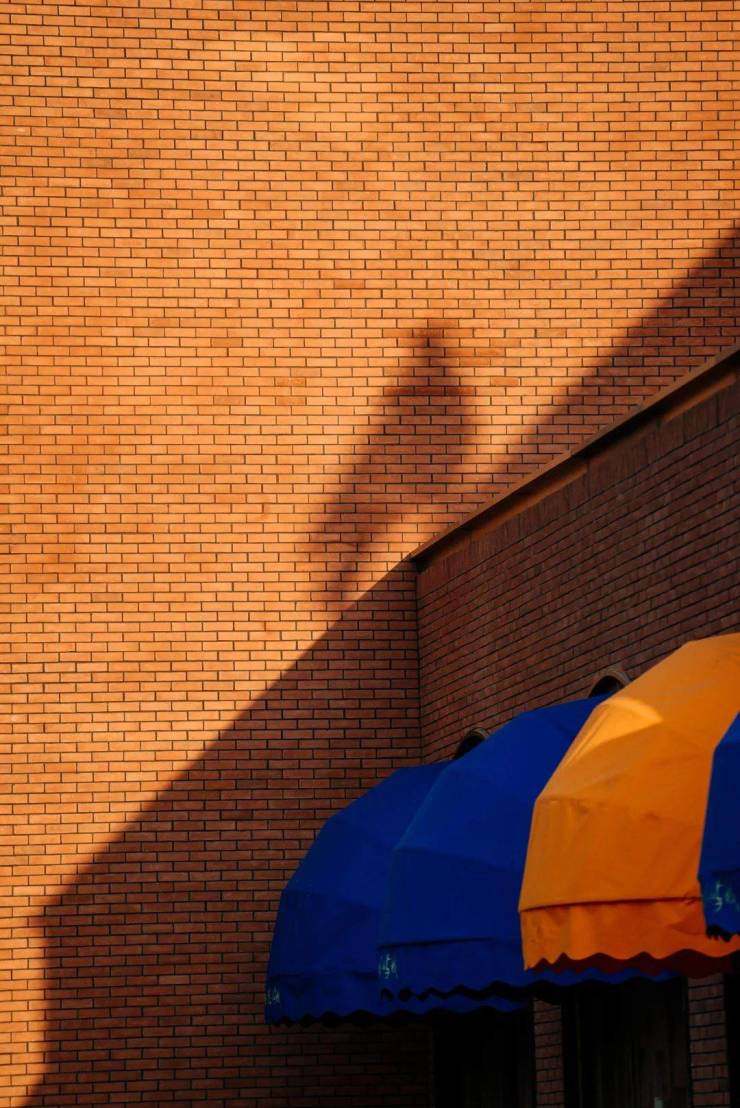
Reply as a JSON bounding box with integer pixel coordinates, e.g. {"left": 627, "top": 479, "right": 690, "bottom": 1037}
{"left": 533, "top": 1000, "right": 566, "bottom": 1108}
{"left": 417, "top": 380, "right": 739, "bottom": 756}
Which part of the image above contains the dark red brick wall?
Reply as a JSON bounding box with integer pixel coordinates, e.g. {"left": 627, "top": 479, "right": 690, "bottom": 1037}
{"left": 416, "top": 375, "right": 739, "bottom": 1107}
{"left": 533, "top": 1000, "right": 567, "bottom": 1108}
{"left": 689, "top": 977, "right": 732, "bottom": 1108}
{"left": 5, "top": 1, "right": 740, "bottom": 1104}
{"left": 416, "top": 377, "right": 739, "bottom": 757}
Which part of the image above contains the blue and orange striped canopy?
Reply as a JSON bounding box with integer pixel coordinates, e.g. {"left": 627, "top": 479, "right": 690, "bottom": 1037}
{"left": 377, "top": 698, "right": 650, "bottom": 1002}
{"left": 265, "top": 634, "right": 740, "bottom": 1025}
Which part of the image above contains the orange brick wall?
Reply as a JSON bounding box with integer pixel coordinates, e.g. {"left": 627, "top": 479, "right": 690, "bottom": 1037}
{"left": 3, "top": 2, "right": 739, "bottom": 1105}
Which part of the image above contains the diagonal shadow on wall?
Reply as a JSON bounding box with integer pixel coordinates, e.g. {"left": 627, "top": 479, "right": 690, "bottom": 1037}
{"left": 24, "top": 230, "right": 739, "bottom": 1107}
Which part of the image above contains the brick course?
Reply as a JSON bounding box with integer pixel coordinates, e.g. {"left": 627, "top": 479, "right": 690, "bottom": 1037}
{"left": 4, "top": 1, "right": 740, "bottom": 1104}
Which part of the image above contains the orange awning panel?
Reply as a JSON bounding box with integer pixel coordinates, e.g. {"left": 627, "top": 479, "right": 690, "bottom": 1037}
{"left": 519, "top": 634, "right": 740, "bottom": 974}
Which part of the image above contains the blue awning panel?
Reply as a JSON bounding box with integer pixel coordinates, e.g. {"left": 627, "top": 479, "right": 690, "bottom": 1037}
{"left": 379, "top": 697, "right": 658, "bottom": 999}
{"left": 699, "top": 713, "right": 740, "bottom": 936}
{"left": 265, "top": 763, "right": 523, "bottom": 1023}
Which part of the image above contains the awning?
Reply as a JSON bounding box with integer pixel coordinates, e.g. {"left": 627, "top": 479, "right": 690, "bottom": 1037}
{"left": 378, "top": 697, "right": 643, "bottom": 1001}
{"left": 699, "top": 714, "right": 740, "bottom": 935}
{"left": 265, "top": 763, "right": 521, "bottom": 1023}
{"left": 519, "top": 634, "right": 740, "bottom": 975}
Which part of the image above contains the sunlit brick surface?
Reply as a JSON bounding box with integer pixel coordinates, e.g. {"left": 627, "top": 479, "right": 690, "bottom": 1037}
{"left": 3, "top": 1, "right": 739, "bottom": 1104}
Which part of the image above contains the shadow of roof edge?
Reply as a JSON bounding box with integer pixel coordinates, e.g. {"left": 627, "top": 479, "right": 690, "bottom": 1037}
{"left": 409, "top": 341, "right": 740, "bottom": 570}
